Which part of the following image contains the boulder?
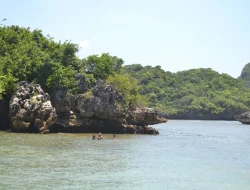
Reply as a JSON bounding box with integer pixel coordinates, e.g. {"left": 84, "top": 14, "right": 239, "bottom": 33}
{"left": 236, "top": 111, "right": 250, "bottom": 124}
{"left": 122, "top": 124, "right": 159, "bottom": 134}
{"left": 9, "top": 81, "right": 56, "bottom": 133}
{"left": 126, "top": 107, "right": 167, "bottom": 126}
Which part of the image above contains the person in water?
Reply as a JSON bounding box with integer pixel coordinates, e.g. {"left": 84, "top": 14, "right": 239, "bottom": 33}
{"left": 92, "top": 135, "right": 95, "bottom": 140}
{"left": 98, "top": 133, "right": 103, "bottom": 140}
{"left": 112, "top": 135, "right": 116, "bottom": 140}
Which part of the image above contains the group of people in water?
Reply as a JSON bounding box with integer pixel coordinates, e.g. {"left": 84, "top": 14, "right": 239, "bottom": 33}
{"left": 92, "top": 133, "right": 116, "bottom": 140}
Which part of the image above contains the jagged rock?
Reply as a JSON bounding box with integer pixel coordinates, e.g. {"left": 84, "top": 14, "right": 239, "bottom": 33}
{"left": 52, "top": 81, "right": 126, "bottom": 120}
{"left": 35, "top": 101, "right": 56, "bottom": 133}
{"left": 49, "top": 81, "right": 166, "bottom": 134}
{"left": 141, "top": 126, "right": 159, "bottom": 134}
{"left": 75, "top": 73, "right": 90, "bottom": 94}
{"left": 8, "top": 81, "right": 166, "bottom": 134}
{"left": 123, "top": 124, "right": 136, "bottom": 134}
{"left": 51, "top": 113, "right": 125, "bottom": 133}
{"left": 126, "top": 107, "right": 167, "bottom": 126}
{"left": 88, "top": 82, "right": 126, "bottom": 119}
{"left": 52, "top": 86, "right": 72, "bottom": 113}
{"left": 122, "top": 124, "right": 159, "bottom": 134}
{"left": 236, "top": 112, "right": 250, "bottom": 124}
{"left": 50, "top": 81, "right": 127, "bottom": 132}
{"left": 9, "top": 81, "right": 56, "bottom": 133}
{"left": 50, "top": 81, "right": 166, "bottom": 134}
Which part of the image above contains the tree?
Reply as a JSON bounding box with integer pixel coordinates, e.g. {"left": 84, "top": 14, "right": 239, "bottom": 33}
{"left": 121, "top": 64, "right": 250, "bottom": 119}
{"left": 239, "top": 63, "right": 250, "bottom": 87}
{"left": 84, "top": 53, "right": 124, "bottom": 80}
{"left": 0, "top": 25, "right": 81, "bottom": 97}
{"left": 106, "top": 74, "right": 146, "bottom": 106}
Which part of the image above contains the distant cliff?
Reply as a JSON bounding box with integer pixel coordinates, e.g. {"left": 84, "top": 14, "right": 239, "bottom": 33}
{"left": 239, "top": 62, "right": 250, "bottom": 88}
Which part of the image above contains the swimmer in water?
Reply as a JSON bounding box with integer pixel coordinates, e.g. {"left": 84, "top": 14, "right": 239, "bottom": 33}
{"left": 98, "top": 133, "right": 103, "bottom": 140}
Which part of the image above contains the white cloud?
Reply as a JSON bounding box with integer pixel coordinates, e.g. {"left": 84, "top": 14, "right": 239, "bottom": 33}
{"left": 79, "top": 40, "right": 90, "bottom": 48}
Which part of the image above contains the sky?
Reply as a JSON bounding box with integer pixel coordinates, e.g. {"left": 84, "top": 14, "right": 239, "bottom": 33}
{"left": 1, "top": 0, "right": 250, "bottom": 78}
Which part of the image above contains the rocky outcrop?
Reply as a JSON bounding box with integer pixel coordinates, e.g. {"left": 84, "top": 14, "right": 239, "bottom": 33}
{"left": 52, "top": 81, "right": 126, "bottom": 119}
{"left": 8, "top": 80, "right": 166, "bottom": 134}
{"left": 126, "top": 107, "right": 167, "bottom": 126}
{"left": 50, "top": 81, "right": 127, "bottom": 133}
{"left": 75, "top": 73, "right": 91, "bottom": 94}
{"left": 122, "top": 107, "right": 167, "bottom": 134}
{"left": 123, "top": 124, "right": 159, "bottom": 134}
{"left": 9, "top": 81, "right": 56, "bottom": 133}
{"left": 236, "top": 111, "right": 250, "bottom": 124}
{"left": 50, "top": 79, "right": 165, "bottom": 134}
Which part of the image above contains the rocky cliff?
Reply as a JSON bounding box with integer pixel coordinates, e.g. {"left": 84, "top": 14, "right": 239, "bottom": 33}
{"left": 7, "top": 80, "right": 167, "bottom": 134}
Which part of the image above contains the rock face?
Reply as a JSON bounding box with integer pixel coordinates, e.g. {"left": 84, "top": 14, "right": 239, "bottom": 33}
{"left": 8, "top": 79, "right": 167, "bottom": 134}
{"left": 50, "top": 81, "right": 127, "bottom": 133}
{"left": 50, "top": 79, "right": 165, "bottom": 134}
{"left": 122, "top": 107, "right": 167, "bottom": 134}
{"left": 126, "top": 107, "right": 167, "bottom": 126}
{"left": 236, "top": 112, "right": 250, "bottom": 124}
{"left": 9, "top": 81, "right": 56, "bottom": 133}
{"left": 53, "top": 82, "right": 126, "bottom": 119}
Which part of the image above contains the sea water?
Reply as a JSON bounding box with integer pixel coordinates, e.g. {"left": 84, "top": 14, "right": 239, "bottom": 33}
{"left": 0, "top": 120, "right": 250, "bottom": 190}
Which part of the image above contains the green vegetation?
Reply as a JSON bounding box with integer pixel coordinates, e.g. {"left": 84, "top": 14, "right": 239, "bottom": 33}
{"left": 122, "top": 65, "right": 250, "bottom": 119}
{"left": 1, "top": 25, "right": 250, "bottom": 120}
{"left": 0, "top": 25, "right": 138, "bottom": 106}
{"left": 106, "top": 74, "right": 146, "bottom": 106}
{"left": 239, "top": 63, "right": 250, "bottom": 88}
{"left": 84, "top": 53, "right": 123, "bottom": 80}
{"left": 83, "top": 89, "right": 93, "bottom": 99}
{"left": 0, "top": 25, "right": 81, "bottom": 95}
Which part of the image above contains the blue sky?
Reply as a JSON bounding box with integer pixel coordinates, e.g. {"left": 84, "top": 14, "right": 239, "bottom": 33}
{"left": 1, "top": 0, "right": 250, "bottom": 78}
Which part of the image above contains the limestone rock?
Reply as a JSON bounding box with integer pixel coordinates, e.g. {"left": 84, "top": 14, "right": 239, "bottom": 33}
{"left": 52, "top": 81, "right": 126, "bottom": 120}
{"left": 9, "top": 81, "right": 56, "bottom": 133}
{"left": 75, "top": 73, "right": 90, "bottom": 94}
{"left": 236, "top": 111, "right": 250, "bottom": 124}
{"left": 8, "top": 81, "right": 166, "bottom": 134}
{"left": 126, "top": 107, "right": 167, "bottom": 126}
{"left": 50, "top": 81, "right": 165, "bottom": 134}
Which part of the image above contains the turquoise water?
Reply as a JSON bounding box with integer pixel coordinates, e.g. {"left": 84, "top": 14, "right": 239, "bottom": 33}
{"left": 0, "top": 120, "right": 250, "bottom": 190}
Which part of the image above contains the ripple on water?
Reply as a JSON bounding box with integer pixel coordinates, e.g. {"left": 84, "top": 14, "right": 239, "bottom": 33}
{"left": 1, "top": 121, "right": 250, "bottom": 190}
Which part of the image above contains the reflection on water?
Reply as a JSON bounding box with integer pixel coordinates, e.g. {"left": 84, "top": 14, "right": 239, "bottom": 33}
{"left": 1, "top": 120, "right": 250, "bottom": 190}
